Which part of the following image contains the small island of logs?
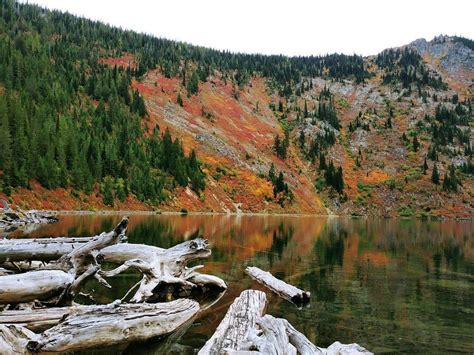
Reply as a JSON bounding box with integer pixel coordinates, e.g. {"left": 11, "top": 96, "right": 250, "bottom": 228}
{"left": 0, "top": 216, "right": 372, "bottom": 354}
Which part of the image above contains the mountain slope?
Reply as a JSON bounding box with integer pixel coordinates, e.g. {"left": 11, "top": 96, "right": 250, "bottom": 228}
{"left": 0, "top": 2, "right": 472, "bottom": 217}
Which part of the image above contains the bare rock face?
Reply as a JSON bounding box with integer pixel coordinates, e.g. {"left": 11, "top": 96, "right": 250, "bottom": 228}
{"left": 409, "top": 35, "right": 474, "bottom": 85}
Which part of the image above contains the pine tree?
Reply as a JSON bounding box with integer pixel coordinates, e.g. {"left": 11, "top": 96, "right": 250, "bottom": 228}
{"left": 177, "top": 92, "right": 183, "bottom": 106}
{"left": 268, "top": 163, "right": 276, "bottom": 183}
{"left": 413, "top": 133, "right": 420, "bottom": 152}
{"left": 423, "top": 158, "right": 428, "bottom": 175}
{"left": 299, "top": 130, "right": 305, "bottom": 148}
{"left": 0, "top": 98, "right": 12, "bottom": 190}
{"left": 275, "top": 172, "right": 285, "bottom": 194}
{"left": 319, "top": 152, "right": 327, "bottom": 171}
{"left": 431, "top": 163, "right": 440, "bottom": 185}
{"left": 187, "top": 70, "right": 199, "bottom": 96}
{"left": 102, "top": 176, "right": 115, "bottom": 206}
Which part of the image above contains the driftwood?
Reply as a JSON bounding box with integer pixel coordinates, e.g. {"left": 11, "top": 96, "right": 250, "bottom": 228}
{"left": 198, "top": 290, "right": 267, "bottom": 354}
{"left": 0, "top": 237, "right": 93, "bottom": 263}
{"left": 200, "top": 290, "right": 372, "bottom": 355}
{"left": 0, "top": 217, "right": 129, "bottom": 305}
{"left": 101, "top": 238, "right": 227, "bottom": 303}
{"left": 0, "top": 324, "right": 39, "bottom": 354}
{"left": 245, "top": 266, "right": 310, "bottom": 304}
{"left": 0, "top": 290, "right": 225, "bottom": 334}
{"left": 0, "top": 300, "right": 199, "bottom": 353}
{"left": 0, "top": 270, "right": 75, "bottom": 304}
{"left": 26, "top": 299, "right": 199, "bottom": 353}
{"left": 0, "top": 234, "right": 225, "bottom": 304}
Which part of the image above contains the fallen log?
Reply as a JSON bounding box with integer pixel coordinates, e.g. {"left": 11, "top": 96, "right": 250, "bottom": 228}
{"left": 0, "top": 218, "right": 129, "bottom": 305}
{"left": 101, "top": 238, "right": 227, "bottom": 303}
{"left": 200, "top": 290, "right": 372, "bottom": 355}
{"left": 245, "top": 266, "right": 310, "bottom": 304}
{"left": 0, "top": 324, "right": 38, "bottom": 354}
{"left": 198, "top": 290, "right": 267, "bottom": 355}
{"left": 0, "top": 237, "right": 93, "bottom": 263}
{"left": 26, "top": 299, "right": 199, "bottom": 353}
{"left": 0, "top": 270, "right": 74, "bottom": 304}
{"left": 0, "top": 291, "right": 225, "bottom": 333}
{"left": 0, "top": 304, "right": 89, "bottom": 332}
{"left": 0, "top": 235, "right": 225, "bottom": 303}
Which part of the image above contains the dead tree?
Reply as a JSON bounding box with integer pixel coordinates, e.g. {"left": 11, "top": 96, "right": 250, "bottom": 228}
{"left": 245, "top": 266, "right": 310, "bottom": 304}
{"left": 0, "top": 217, "right": 129, "bottom": 306}
{"left": 200, "top": 290, "right": 372, "bottom": 355}
{"left": 101, "top": 238, "right": 227, "bottom": 303}
{"left": 0, "top": 299, "right": 199, "bottom": 353}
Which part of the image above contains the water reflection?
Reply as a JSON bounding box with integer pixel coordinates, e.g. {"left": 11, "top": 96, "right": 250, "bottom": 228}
{"left": 14, "top": 215, "right": 474, "bottom": 353}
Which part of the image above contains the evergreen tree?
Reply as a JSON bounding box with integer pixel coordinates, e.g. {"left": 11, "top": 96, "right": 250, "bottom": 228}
{"left": 268, "top": 163, "right": 276, "bottom": 183}
{"left": 299, "top": 130, "right": 305, "bottom": 148}
{"left": 187, "top": 70, "right": 199, "bottom": 96}
{"left": 431, "top": 163, "right": 440, "bottom": 185}
{"left": 102, "top": 176, "right": 115, "bottom": 206}
{"left": 413, "top": 133, "right": 420, "bottom": 152}
{"left": 423, "top": 158, "right": 428, "bottom": 175}
{"left": 319, "top": 152, "right": 327, "bottom": 170}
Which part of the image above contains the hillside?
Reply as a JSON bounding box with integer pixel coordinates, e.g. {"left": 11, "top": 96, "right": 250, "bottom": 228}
{"left": 0, "top": 1, "right": 472, "bottom": 218}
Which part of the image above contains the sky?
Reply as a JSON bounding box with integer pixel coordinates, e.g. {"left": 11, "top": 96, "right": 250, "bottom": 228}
{"left": 26, "top": 0, "right": 474, "bottom": 56}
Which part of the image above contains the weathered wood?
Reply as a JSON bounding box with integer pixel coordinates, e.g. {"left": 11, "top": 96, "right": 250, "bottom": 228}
{"left": 0, "top": 270, "right": 74, "bottom": 304}
{"left": 26, "top": 299, "right": 199, "bottom": 353}
{"left": 0, "top": 291, "right": 225, "bottom": 334}
{"left": 245, "top": 266, "right": 310, "bottom": 304}
{"left": 0, "top": 305, "right": 89, "bottom": 332}
{"left": 0, "top": 324, "right": 38, "bottom": 354}
{"left": 0, "top": 218, "right": 129, "bottom": 305}
{"left": 198, "top": 290, "right": 267, "bottom": 355}
{"left": 102, "top": 238, "right": 227, "bottom": 303}
{"left": 243, "top": 315, "right": 298, "bottom": 355}
{"left": 324, "top": 341, "right": 373, "bottom": 354}
{"left": 0, "top": 237, "right": 91, "bottom": 263}
{"left": 200, "top": 290, "right": 371, "bottom": 355}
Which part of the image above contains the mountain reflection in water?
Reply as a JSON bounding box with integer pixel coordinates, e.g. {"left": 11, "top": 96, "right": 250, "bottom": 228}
{"left": 13, "top": 214, "right": 474, "bottom": 353}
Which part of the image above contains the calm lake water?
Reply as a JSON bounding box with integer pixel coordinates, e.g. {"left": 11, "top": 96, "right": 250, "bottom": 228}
{"left": 13, "top": 214, "right": 474, "bottom": 354}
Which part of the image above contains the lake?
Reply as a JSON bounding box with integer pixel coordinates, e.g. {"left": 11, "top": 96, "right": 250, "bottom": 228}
{"left": 12, "top": 214, "right": 474, "bottom": 353}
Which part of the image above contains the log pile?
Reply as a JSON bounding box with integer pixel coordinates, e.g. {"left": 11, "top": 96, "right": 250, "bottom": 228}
{"left": 0, "top": 216, "right": 372, "bottom": 354}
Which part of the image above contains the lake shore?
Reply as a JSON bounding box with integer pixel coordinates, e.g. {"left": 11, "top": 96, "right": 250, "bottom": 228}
{"left": 15, "top": 209, "right": 473, "bottom": 220}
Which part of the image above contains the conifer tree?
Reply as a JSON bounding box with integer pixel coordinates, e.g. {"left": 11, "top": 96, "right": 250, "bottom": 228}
{"left": 431, "top": 163, "right": 440, "bottom": 185}
{"left": 423, "top": 158, "right": 428, "bottom": 175}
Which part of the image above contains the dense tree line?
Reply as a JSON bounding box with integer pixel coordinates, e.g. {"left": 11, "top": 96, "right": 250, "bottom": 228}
{"left": 376, "top": 48, "right": 446, "bottom": 90}
{"left": 0, "top": 0, "right": 205, "bottom": 203}
{"left": 3, "top": 1, "right": 371, "bottom": 98}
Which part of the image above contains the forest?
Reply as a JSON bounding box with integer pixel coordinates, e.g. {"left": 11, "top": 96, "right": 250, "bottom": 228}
{"left": 0, "top": 0, "right": 370, "bottom": 204}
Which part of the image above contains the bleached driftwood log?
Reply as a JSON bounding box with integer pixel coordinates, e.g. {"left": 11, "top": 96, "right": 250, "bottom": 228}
{"left": 102, "top": 238, "right": 227, "bottom": 303}
{"left": 0, "top": 291, "right": 225, "bottom": 333}
{"left": 200, "top": 290, "right": 372, "bottom": 355}
{"left": 0, "top": 324, "right": 39, "bottom": 354}
{"left": 0, "top": 270, "right": 75, "bottom": 304}
{"left": 0, "top": 233, "right": 225, "bottom": 303}
{"left": 0, "top": 237, "right": 93, "bottom": 263}
{"left": 0, "top": 217, "right": 129, "bottom": 305}
{"left": 0, "top": 305, "right": 87, "bottom": 332}
{"left": 198, "top": 290, "right": 267, "bottom": 355}
{"left": 26, "top": 299, "right": 199, "bottom": 353}
{"left": 245, "top": 266, "right": 310, "bottom": 304}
